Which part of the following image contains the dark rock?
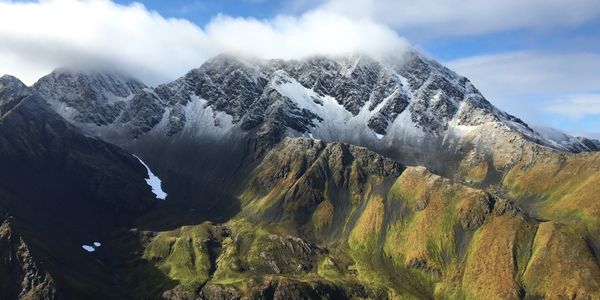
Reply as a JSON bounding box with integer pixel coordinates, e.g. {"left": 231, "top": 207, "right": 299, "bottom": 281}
{"left": 0, "top": 208, "right": 61, "bottom": 300}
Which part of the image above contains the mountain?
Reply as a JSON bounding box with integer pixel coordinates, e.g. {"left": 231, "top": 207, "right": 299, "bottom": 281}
{"left": 0, "top": 75, "right": 163, "bottom": 298}
{"left": 34, "top": 52, "right": 598, "bottom": 178}
{"left": 0, "top": 205, "right": 59, "bottom": 300}
{"left": 33, "top": 69, "right": 162, "bottom": 140}
{"left": 532, "top": 125, "right": 600, "bottom": 153}
{"left": 0, "top": 50, "right": 599, "bottom": 299}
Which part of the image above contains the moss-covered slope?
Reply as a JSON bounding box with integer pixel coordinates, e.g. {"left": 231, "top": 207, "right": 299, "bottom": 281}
{"left": 123, "top": 137, "right": 600, "bottom": 299}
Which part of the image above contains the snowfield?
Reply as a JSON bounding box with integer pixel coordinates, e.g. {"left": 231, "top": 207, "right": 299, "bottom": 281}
{"left": 134, "top": 155, "right": 167, "bottom": 200}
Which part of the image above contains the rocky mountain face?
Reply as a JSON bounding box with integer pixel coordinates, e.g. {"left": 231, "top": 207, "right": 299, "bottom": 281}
{"left": 533, "top": 125, "right": 600, "bottom": 153}
{"left": 30, "top": 54, "right": 588, "bottom": 148}
{"left": 0, "top": 76, "right": 161, "bottom": 299}
{"left": 33, "top": 52, "right": 600, "bottom": 179}
{"left": 0, "top": 206, "right": 60, "bottom": 300}
{"left": 1, "top": 50, "right": 599, "bottom": 299}
{"left": 33, "top": 69, "right": 147, "bottom": 127}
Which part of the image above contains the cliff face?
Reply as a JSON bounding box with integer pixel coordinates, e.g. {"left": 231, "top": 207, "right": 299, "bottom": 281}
{"left": 0, "top": 208, "right": 60, "bottom": 300}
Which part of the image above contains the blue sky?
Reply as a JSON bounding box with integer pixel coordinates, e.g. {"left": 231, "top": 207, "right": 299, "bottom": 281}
{"left": 1, "top": 0, "right": 600, "bottom": 138}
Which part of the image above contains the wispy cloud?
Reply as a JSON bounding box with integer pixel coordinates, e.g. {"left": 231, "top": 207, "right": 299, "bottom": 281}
{"left": 545, "top": 94, "right": 600, "bottom": 118}
{"left": 447, "top": 51, "right": 600, "bottom": 97}
{"left": 319, "top": 0, "right": 600, "bottom": 36}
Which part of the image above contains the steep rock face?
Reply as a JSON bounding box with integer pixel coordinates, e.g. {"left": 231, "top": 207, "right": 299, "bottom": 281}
{"left": 239, "top": 137, "right": 403, "bottom": 226}
{"left": 533, "top": 125, "right": 600, "bottom": 153}
{"left": 0, "top": 208, "right": 60, "bottom": 300}
{"left": 0, "top": 75, "right": 31, "bottom": 116}
{"left": 116, "top": 89, "right": 165, "bottom": 137}
{"left": 150, "top": 52, "right": 481, "bottom": 143}
{"left": 33, "top": 69, "right": 146, "bottom": 126}
{"left": 34, "top": 69, "right": 166, "bottom": 138}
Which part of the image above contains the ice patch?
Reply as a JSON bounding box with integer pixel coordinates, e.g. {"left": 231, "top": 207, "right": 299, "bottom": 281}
{"left": 375, "top": 133, "right": 384, "bottom": 140}
{"left": 133, "top": 155, "right": 167, "bottom": 200}
{"left": 82, "top": 245, "right": 95, "bottom": 252}
{"left": 93, "top": 242, "right": 101, "bottom": 247}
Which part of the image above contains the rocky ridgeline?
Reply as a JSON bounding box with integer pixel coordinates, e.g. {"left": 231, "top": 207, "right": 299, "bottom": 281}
{"left": 32, "top": 51, "right": 600, "bottom": 155}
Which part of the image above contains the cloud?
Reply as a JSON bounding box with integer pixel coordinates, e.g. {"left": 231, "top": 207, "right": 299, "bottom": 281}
{"left": 0, "top": 0, "right": 409, "bottom": 85}
{"left": 319, "top": 0, "right": 600, "bottom": 36}
{"left": 588, "top": 131, "right": 600, "bottom": 139}
{"left": 205, "top": 11, "right": 408, "bottom": 60}
{"left": 447, "top": 51, "right": 600, "bottom": 97}
{"left": 545, "top": 94, "right": 600, "bottom": 118}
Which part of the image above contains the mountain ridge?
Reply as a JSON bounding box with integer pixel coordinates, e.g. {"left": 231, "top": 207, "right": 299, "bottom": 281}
{"left": 1, "top": 49, "right": 600, "bottom": 299}
{"left": 31, "top": 51, "right": 600, "bottom": 155}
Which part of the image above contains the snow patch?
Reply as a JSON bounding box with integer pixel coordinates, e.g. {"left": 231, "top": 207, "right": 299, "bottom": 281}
{"left": 93, "top": 242, "right": 102, "bottom": 247}
{"left": 386, "top": 108, "right": 425, "bottom": 142}
{"left": 182, "top": 96, "right": 235, "bottom": 137}
{"left": 133, "top": 155, "right": 167, "bottom": 200}
{"left": 82, "top": 245, "right": 95, "bottom": 252}
{"left": 273, "top": 72, "right": 369, "bottom": 139}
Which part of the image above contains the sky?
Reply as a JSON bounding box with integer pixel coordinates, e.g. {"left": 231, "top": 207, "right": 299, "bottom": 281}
{"left": 1, "top": 0, "right": 599, "bottom": 139}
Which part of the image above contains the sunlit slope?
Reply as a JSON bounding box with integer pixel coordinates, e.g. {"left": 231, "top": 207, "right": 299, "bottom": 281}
{"left": 126, "top": 137, "right": 600, "bottom": 299}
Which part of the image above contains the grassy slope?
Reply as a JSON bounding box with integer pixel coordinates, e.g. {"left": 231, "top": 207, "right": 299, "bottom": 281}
{"left": 124, "top": 138, "right": 600, "bottom": 299}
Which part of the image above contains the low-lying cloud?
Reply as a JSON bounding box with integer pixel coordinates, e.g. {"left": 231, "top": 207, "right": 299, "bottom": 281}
{"left": 0, "top": 0, "right": 409, "bottom": 85}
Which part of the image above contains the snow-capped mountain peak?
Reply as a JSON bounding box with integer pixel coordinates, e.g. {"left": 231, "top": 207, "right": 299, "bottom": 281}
{"left": 31, "top": 51, "right": 600, "bottom": 156}
{"left": 33, "top": 68, "right": 147, "bottom": 126}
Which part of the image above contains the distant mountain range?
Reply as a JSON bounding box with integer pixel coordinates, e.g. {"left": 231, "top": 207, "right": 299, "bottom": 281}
{"left": 1, "top": 50, "right": 599, "bottom": 299}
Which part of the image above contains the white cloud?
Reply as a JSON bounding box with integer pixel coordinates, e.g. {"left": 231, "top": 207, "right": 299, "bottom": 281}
{"left": 545, "top": 94, "right": 600, "bottom": 118}
{"left": 0, "top": 0, "right": 409, "bottom": 85}
{"left": 319, "top": 0, "right": 600, "bottom": 36}
{"left": 205, "top": 11, "right": 407, "bottom": 60}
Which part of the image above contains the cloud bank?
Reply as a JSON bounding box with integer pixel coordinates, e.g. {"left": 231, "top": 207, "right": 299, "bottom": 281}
{"left": 0, "top": 0, "right": 408, "bottom": 85}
